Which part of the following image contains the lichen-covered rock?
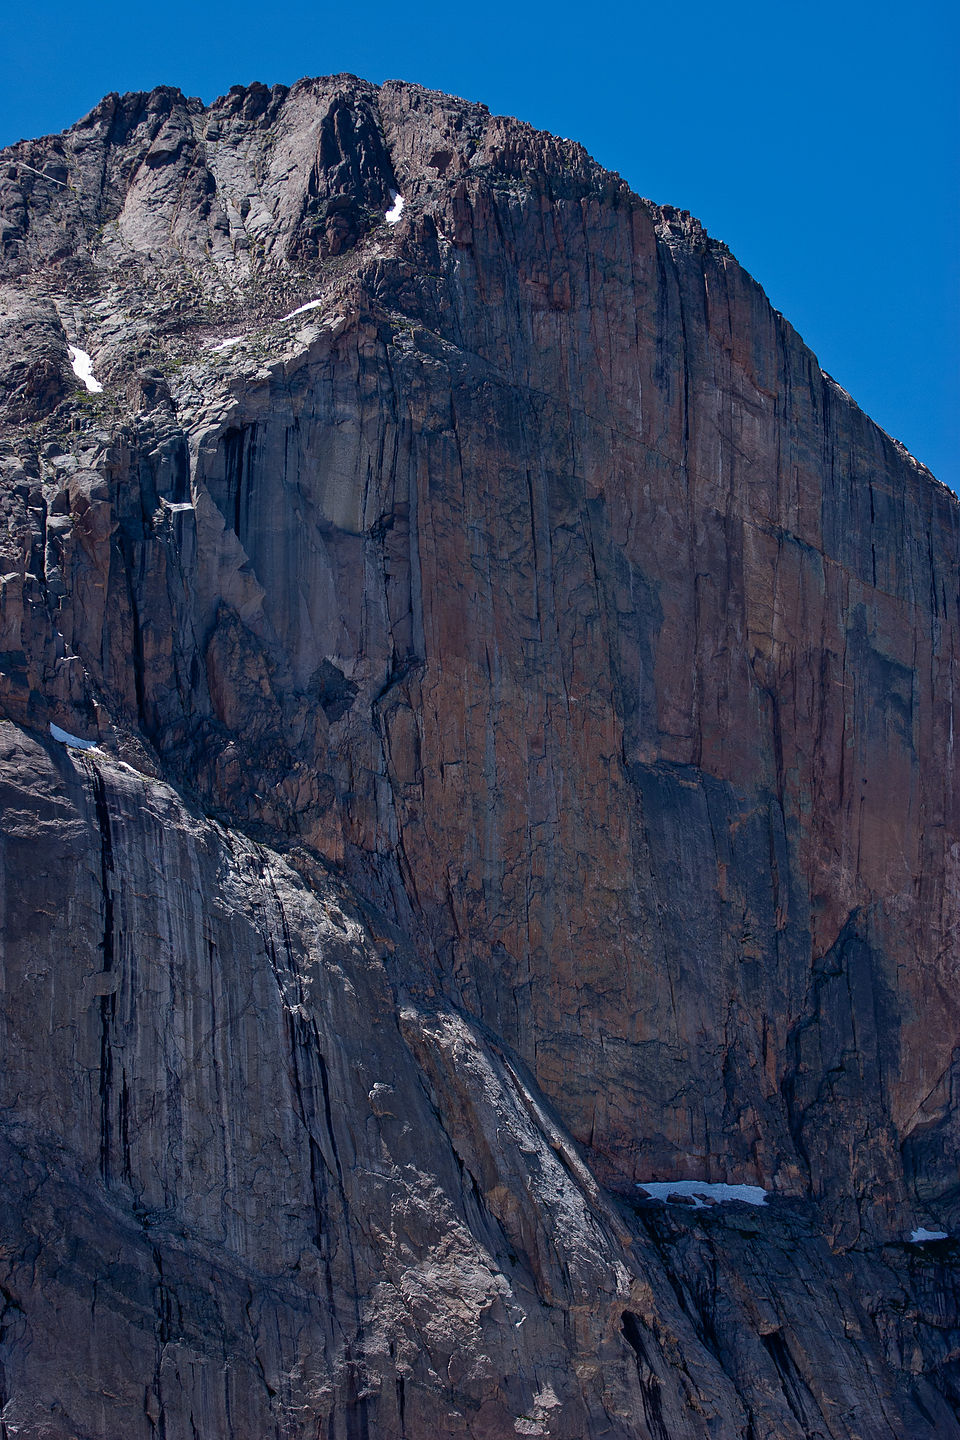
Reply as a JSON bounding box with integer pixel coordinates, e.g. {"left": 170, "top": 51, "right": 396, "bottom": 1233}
{"left": 0, "top": 75, "right": 958, "bottom": 1438}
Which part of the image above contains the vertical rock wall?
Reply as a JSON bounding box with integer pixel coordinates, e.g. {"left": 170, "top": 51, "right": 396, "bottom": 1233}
{"left": 0, "top": 76, "right": 958, "bottom": 1437}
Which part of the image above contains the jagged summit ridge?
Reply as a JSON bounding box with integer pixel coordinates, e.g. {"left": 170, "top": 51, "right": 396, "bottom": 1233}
{"left": 0, "top": 71, "right": 734, "bottom": 345}
{"left": 1, "top": 76, "right": 622, "bottom": 278}
{"left": 0, "top": 74, "right": 933, "bottom": 482}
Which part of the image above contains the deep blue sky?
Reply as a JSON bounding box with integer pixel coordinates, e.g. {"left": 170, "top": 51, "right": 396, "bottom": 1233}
{"left": 3, "top": 0, "right": 957, "bottom": 487}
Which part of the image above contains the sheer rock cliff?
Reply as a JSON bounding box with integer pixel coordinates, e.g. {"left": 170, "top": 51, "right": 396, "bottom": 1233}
{"left": 0, "top": 76, "right": 959, "bottom": 1438}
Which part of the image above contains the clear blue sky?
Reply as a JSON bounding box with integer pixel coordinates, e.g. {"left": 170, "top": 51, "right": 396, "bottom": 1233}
{"left": 3, "top": 0, "right": 957, "bottom": 487}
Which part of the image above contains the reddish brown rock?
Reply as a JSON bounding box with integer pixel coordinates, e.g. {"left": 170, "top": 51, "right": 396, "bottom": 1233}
{"left": 0, "top": 75, "right": 958, "bottom": 1437}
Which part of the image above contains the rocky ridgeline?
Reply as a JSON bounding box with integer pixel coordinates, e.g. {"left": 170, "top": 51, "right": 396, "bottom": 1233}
{"left": 0, "top": 76, "right": 958, "bottom": 1438}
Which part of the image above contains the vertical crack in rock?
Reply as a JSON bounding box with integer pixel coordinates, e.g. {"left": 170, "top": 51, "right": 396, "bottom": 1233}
{"left": 759, "top": 1329, "right": 819, "bottom": 1434}
{"left": 621, "top": 1312, "right": 670, "bottom": 1440}
{"left": 90, "top": 762, "right": 117, "bottom": 1185}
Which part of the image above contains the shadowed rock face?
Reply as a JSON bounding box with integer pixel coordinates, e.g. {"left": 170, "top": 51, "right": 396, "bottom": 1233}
{"left": 1, "top": 75, "right": 959, "bottom": 1438}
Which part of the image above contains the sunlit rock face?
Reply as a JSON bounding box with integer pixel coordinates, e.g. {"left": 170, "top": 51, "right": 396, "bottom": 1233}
{"left": 1, "top": 76, "right": 959, "bottom": 1439}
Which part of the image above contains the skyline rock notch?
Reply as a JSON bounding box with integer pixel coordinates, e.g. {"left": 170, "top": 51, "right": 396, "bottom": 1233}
{"left": 1, "top": 75, "right": 959, "bottom": 1438}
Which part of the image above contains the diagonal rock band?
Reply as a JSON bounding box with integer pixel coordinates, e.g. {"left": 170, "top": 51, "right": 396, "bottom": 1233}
{"left": 0, "top": 74, "right": 957, "bottom": 1439}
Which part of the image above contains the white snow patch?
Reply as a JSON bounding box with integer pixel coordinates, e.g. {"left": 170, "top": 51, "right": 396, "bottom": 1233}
{"left": 909, "top": 1227, "right": 949, "bottom": 1243}
{"left": 210, "top": 336, "right": 244, "bottom": 352}
{"left": 279, "top": 300, "right": 323, "bottom": 322}
{"left": 50, "top": 722, "right": 99, "bottom": 751}
{"left": 636, "top": 1180, "right": 768, "bottom": 1208}
{"left": 385, "top": 191, "right": 405, "bottom": 225}
{"left": 162, "top": 500, "right": 194, "bottom": 512}
{"left": 67, "top": 346, "right": 103, "bottom": 393}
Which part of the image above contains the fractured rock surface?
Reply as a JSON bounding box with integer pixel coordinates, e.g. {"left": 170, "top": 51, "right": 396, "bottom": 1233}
{"left": 0, "top": 75, "right": 958, "bottom": 1437}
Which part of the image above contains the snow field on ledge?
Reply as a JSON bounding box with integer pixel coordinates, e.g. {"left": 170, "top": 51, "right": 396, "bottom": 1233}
{"left": 636, "top": 1183, "right": 952, "bottom": 1240}
{"left": 278, "top": 299, "right": 324, "bottom": 322}
{"left": 636, "top": 1180, "right": 768, "bottom": 1207}
{"left": 49, "top": 722, "right": 98, "bottom": 751}
{"left": 67, "top": 346, "right": 102, "bottom": 393}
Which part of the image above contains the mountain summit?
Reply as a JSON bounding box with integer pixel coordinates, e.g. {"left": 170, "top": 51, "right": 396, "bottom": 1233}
{"left": 0, "top": 77, "right": 958, "bottom": 1438}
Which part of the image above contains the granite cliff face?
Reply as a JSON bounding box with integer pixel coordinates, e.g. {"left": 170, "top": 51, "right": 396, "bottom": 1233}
{"left": 1, "top": 77, "right": 959, "bottom": 1438}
